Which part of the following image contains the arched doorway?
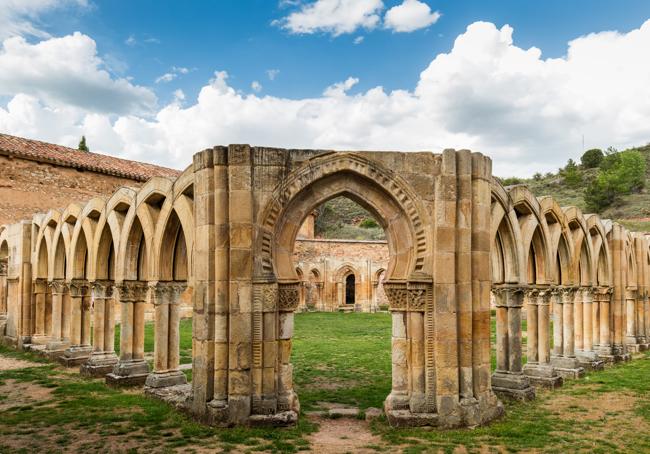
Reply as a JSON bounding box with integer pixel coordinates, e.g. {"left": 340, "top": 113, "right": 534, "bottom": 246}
{"left": 345, "top": 273, "right": 355, "bottom": 305}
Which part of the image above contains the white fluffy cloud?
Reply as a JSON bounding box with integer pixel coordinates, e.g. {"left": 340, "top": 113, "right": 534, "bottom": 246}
{"left": 0, "top": 32, "right": 156, "bottom": 115}
{"left": 384, "top": 0, "right": 440, "bottom": 32}
{"left": 3, "top": 20, "right": 650, "bottom": 177}
{"left": 0, "top": 0, "right": 87, "bottom": 40}
{"left": 275, "top": 0, "right": 384, "bottom": 36}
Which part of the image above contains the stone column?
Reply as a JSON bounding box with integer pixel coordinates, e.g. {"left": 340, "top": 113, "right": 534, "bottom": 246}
{"left": 145, "top": 282, "right": 188, "bottom": 388}
{"left": 0, "top": 261, "right": 7, "bottom": 335}
{"left": 524, "top": 289, "right": 562, "bottom": 388}
{"left": 60, "top": 280, "right": 92, "bottom": 366}
{"left": 80, "top": 281, "right": 119, "bottom": 376}
{"left": 45, "top": 280, "right": 69, "bottom": 356}
{"left": 106, "top": 281, "right": 150, "bottom": 386}
{"left": 639, "top": 292, "right": 649, "bottom": 350}
{"left": 551, "top": 287, "right": 584, "bottom": 379}
{"left": 575, "top": 287, "right": 603, "bottom": 370}
{"left": 275, "top": 283, "right": 300, "bottom": 420}
{"left": 592, "top": 287, "right": 601, "bottom": 348}
{"left": 552, "top": 289, "right": 563, "bottom": 358}
{"left": 491, "top": 287, "right": 535, "bottom": 401}
{"left": 595, "top": 287, "right": 614, "bottom": 360}
{"left": 30, "top": 278, "right": 49, "bottom": 345}
{"left": 625, "top": 288, "right": 641, "bottom": 352}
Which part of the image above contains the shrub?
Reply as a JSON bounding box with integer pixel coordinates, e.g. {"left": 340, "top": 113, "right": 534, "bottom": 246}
{"left": 533, "top": 172, "right": 542, "bottom": 181}
{"left": 561, "top": 159, "right": 583, "bottom": 187}
{"left": 501, "top": 177, "right": 523, "bottom": 186}
{"left": 584, "top": 149, "right": 646, "bottom": 212}
{"left": 359, "top": 218, "right": 379, "bottom": 229}
{"left": 580, "top": 148, "right": 604, "bottom": 168}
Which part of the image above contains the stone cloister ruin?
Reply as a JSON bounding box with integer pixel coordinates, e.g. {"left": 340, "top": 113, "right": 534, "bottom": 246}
{"left": 1, "top": 145, "right": 649, "bottom": 429}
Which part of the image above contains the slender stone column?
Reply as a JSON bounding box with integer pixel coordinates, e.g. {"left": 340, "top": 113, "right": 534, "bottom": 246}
{"left": 30, "top": 278, "right": 49, "bottom": 345}
{"left": 552, "top": 289, "right": 563, "bottom": 357}
{"left": 639, "top": 292, "right": 650, "bottom": 350}
{"left": 60, "top": 280, "right": 92, "bottom": 366}
{"left": 80, "top": 281, "right": 119, "bottom": 376}
{"left": 491, "top": 287, "right": 535, "bottom": 401}
{"left": 625, "top": 288, "right": 640, "bottom": 352}
{"left": 45, "top": 280, "right": 69, "bottom": 355}
{"left": 574, "top": 288, "right": 583, "bottom": 353}
{"left": 386, "top": 307, "right": 409, "bottom": 411}
{"left": 145, "top": 281, "right": 188, "bottom": 388}
{"left": 550, "top": 287, "right": 584, "bottom": 379}
{"left": 0, "top": 262, "right": 6, "bottom": 336}
{"left": 524, "top": 289, "right": 562, "bottom": 388}
{"left": 595, "top": 287, "right": 614, "bottom": 360}
{"left": 592, "top": 288, "right": 600, "bottom": 347}
{"left": 575, "top": 288, "right": 603, "bottom": 369}
{"left": 106, "top": 281, "right": 150, "bottom": 386}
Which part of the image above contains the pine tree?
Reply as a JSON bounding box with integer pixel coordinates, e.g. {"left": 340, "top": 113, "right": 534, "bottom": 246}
{"left": 78, "top": 136, "right": 89, "bottom": 152}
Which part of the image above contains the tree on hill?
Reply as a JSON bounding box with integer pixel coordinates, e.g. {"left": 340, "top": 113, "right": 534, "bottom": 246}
{"left": 78, "top": 136, "right": 89, "bottom": 152}
{"left": 581, "top": 148, "right": 604, "bottom": 168}
{"left": 560, "top": 158, "right": 582, "bottom": 187}
{"left": 585, "top": 149, "right": 646, "bottom": 212}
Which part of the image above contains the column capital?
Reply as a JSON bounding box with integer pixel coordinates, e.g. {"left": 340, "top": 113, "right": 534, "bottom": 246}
{"left": 492, "top": 285, "right": 525, "bottom": 307}
{"left": 560, "top": 286, "right": 578, "bottom": 304}
{"left": 625, "top": 287, "right": 638, "bottom": 300}
{"left": 149, "top": 281, "right": 187, "bottom": 305}
{"left": 115, "top": 280, "right": 149, "bottom": 303}
{"left": 33, "top": 277, "right": 48, "bottom": 294}
{"left": 0, "top": 261, "right": 7, "bottom": 276}
{"left": 383, "top": 279, "right": 432, "bottom": 311}
{"left": 49, "top": 279, "right": 67, "bottom": 295}
{"left": 68, "top": 279, "right": 89, "bottom": 298}
{"left": 92, "top": 280, "right": 114, "bottom": 299}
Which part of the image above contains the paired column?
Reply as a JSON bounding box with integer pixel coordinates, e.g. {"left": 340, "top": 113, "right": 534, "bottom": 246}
{"left": 105, "top": 281, "right": 150, "bottom": 386}
{"left": 145, "top": 282, "right": 188, "bottom": 388}
{"left": 550, "top": 287, "right": 585, "bottom": 378}
{"left": 490, "top": 287, "right": 535, "bottom": 401}
{"left": 60, "top": 280, "right": 92, "bottom": 366}
{"left": 523, "top": 289, "right": 562, "bottom": 388}
{"left": 0, "top": 261, "right": 7, "bottom": 332}
{"left": 80, "top": 281, "right": 118, "bottom": 376}
{"left": 45, "top": 280, "right": 69, "bottom": 354}
{"left": 575, "top": 287, "right": 603, "bottom": 369}
{"left": 30, "top": 278, "right": 49, "bottom": 344}
{"left": 625, "top": 288, "right": 644, "bottom": 352}
{"left": 594, "top": 287, "right": 614, "bottom": 359}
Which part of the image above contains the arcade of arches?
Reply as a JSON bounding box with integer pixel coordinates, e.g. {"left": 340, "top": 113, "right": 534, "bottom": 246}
{"left": 1, "top": 145, "right": 649, "bottom": 429}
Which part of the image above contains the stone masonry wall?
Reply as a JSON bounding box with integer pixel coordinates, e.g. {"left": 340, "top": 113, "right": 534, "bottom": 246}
{"left": 0, "top": 155, "right": 145, "bottom": 225}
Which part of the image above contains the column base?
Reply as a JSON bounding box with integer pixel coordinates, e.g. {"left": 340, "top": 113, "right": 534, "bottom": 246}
{"left": 491, "top": 371, "right": 535, "bottom": 401}
{"left": 0, "top": 315, "right": 7, "bottom": 335}
{"left": 43, "top": 339, "right": 70, "bottom": 360}
{"left": 58, "top": 345, "right": 92, "bottom": 367}
{"left": 626, "top": 343, "right": 642, "bottom": 354}
{"left": 523, "top": 363, "right": 563, "bottom": 389}
{"left": 550, "top": 356, "right": 585, "bottom": 379}
{"left": 80, "top": 352, "right": 119, "bottom": 377}
{"left": 105, "top": 359, "right": 150, "bottom": 386}
{"left": 30, "top": 334, "right": 51, "bottom": 346}
{"left": 25, "top": 343, "right": 47, "bottom": 353}
{"left": 144, "top": 382, "right": 192, "bottom": 411}
{"left": 576, "top": 351, "right": 605, "bottom": 371}
{"left": 385, "top": 392, "right": 504, "bottom": 428}
{"left": 144, "top": 370, "right": 187, "bottom": 388}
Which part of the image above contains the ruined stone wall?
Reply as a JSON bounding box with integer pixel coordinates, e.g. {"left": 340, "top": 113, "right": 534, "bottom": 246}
{"left": 0, "top": 155, "right": 145, "bottom": 225}
{"left": 293, "top": 238, "right": 389, "bottom": 311}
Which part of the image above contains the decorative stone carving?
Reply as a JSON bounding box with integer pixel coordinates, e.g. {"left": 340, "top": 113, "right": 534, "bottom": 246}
{"left": 49, "top": 279, "right": 67, "bottom": 295}
{"left": 68, "top": 279, "right": 89, "bottom": 298}
{"left": 0, "top": 261, "right": 7, "bottom": 276}
{"left": 115, "top": 281, "right": 149, "bottom": 303}
{"left": 383, "top": 281, "right": 408, "bottom": 310}
{"left": 278, "top": 283, "right": 300, "bottom": 311}
{"left": 150, "top": 281, "right": 187, "bottom": 305}
{"left": 92, "top": 280, "right": 114, "bottom": 299}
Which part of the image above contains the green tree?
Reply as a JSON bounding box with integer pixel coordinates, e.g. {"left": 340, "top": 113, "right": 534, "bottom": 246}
{"left": 78, "top": 135, "right": 89, "bottom": 152}
{"left": 584, "top": 149, "right": 646, "bottom": 212}
{"left": 561, "top": 158, "right": 582, "bottom": 187}
{"left": 580, "top": 148, "right": 604, "bottom": 168}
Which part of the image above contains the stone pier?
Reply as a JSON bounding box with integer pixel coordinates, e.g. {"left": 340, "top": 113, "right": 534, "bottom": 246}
{"left": 80, "top": 281, "right": 119, "bottom": 376}
{"left": 59, "top": 280, "right": 92, "bottom": 366}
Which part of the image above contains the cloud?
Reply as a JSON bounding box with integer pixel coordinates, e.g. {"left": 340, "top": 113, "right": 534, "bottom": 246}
{"left": 125, "top": 35, "right": 136, "bottom": 46}
{"left": 275, "top": 0, "right": 384, "bottom": 36}
{"left": 0, "top": 0, "right": 88, "bottom": 40}
{"left": 266, "top": 69, "right": 280, "bottom": 80}
{"left": 251, "top": 81, "right": 263, "bottom": 92}
{"left": 0, "top": 32, "right": 156, "bottom": 115}
{"left": 155, "top": 73, "right": 176, "bottom": 84}
{"left": 353, "top": 36, "right": 364, "bottom": 44}
{"left": 4, "top": 20, "right": 650, "bottom": 177}
{"left": 384, "top": 0, "right": 440, "bottom": 32}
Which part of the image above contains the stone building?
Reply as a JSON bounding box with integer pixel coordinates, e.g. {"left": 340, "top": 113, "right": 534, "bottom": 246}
{"left": 1, "top": 142, "right": 649, "bottom": 431}
{"left": 293, "top": 212, "right": 389, "bottom": 312}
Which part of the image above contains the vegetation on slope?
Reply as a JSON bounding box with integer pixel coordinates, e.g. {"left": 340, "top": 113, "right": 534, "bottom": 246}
{"left": 499, "top": 144, "right": 650, "bottom": 231}
{"left": 314, "top": 196, "right": 385, "bottom": 240}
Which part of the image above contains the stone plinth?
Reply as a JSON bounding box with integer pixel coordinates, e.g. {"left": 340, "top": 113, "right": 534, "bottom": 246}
{"left": 105, "top": 359, "right": 149, "bottom": 386}
{"left": 80, "top": 352, "right": 119, "bottom": 377}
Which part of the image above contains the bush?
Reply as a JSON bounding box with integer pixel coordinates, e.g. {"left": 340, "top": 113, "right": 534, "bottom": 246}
{"left": 501, "top": 177, "right": 523, "bottom": 186}
{"left": 533, "top": 172, "right": 542, "bottom": 181}
{"left": 560, "top": 159, "right": 583, "bottom": 187}
{"left": 359, "top": 218, "right": 379, "bottom": 229}
{"left": 584, "top": 149, "right": 646, "bottom": 212}
{"left": 581, "top": 148, "right": 604, "bottom": 168}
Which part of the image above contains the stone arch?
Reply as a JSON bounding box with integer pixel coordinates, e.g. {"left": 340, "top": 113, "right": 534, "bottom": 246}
{"left": 539, "top": 198, "right": 572, "bottom": 286}
{"left": 52, "top": 204, "right": 83, "bottom": 281}
{"left": 257, "top": 153, "right": 431, "bottom": 283}
{"left": 69, "top": 199, "right": 105, "bottom": 281}
{"left": 490, "top": 183, "right": 524, "bottom": 284}
{"left": 33, "top": 210, "right": 61, "bottom": 280}
{"left": 564, "top": 207, "right": 594, "bottom": 286}
{"left": 625, "top": 232, "right": 638, "bottom": 289}
{"left": 586, "top": 215, "right": 611, "bottom": 287}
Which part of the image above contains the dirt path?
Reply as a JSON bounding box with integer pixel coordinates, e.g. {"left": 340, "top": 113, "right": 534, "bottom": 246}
{"left": 306, "top": 415, "right": 392, "bottom": 453}
{"left": 0, "top": 355, "right": 43, "bottom": 370}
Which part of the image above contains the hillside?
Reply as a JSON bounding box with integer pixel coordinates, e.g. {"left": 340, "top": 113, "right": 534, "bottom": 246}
{"left": 500, "top": 144, "right": 650, "bottom": 232}
{"left": 314, "top": 196, "right": 386, "bottom": 240}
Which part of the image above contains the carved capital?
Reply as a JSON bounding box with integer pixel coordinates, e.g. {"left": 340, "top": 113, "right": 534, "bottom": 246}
{"left": 560, "top": 286, "right": 577, "bottom": 304}
{"left": 492, "top": 286, "right": 524, "bottom": 308}
{"left": 49, "top": 279, "right": 67, "bottom": 295}
{"left": 0, "top": 261, "right": 7, "bottom": 276}
{"left": 150, "top": 281, "right": 187, "bottom": 305}
{"left": 254, "top": 283, "right": 278, "bottom": 313}
{"left": 278, "top": 282, "right": 300, "bottom": 311}
{"left": 625, "top": 287, "right": 638, "bottom": 301}
{"left": 383, "top": 280, "right": 432, "bottom": 311}
{"left": 68, "top": 279, "right": 89, "bottom": 298}
{"left": 92, "top": 280, "right": 114, "bottom": 299}
{"left": 383, "top": 281, "right": 408, "bottom": 310}
{"left": 115, "top": 280, "right": 149, "bottom": 303}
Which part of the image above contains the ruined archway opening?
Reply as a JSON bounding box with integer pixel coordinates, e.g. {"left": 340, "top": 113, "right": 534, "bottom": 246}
{"left": 288, "top": 193, "right": 393, "bottom": 412}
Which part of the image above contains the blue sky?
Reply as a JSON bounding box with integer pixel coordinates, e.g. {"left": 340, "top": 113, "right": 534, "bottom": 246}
{"left": 2, "top": 1, "right": 650, "bottom": 176}
{"left": 39, "top": 0, "right": 650, "bottom": 103}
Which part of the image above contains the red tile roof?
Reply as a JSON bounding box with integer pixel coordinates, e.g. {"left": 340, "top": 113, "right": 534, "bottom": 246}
{"left": 0, "top": 133, "right": 182, "bottom": 181}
